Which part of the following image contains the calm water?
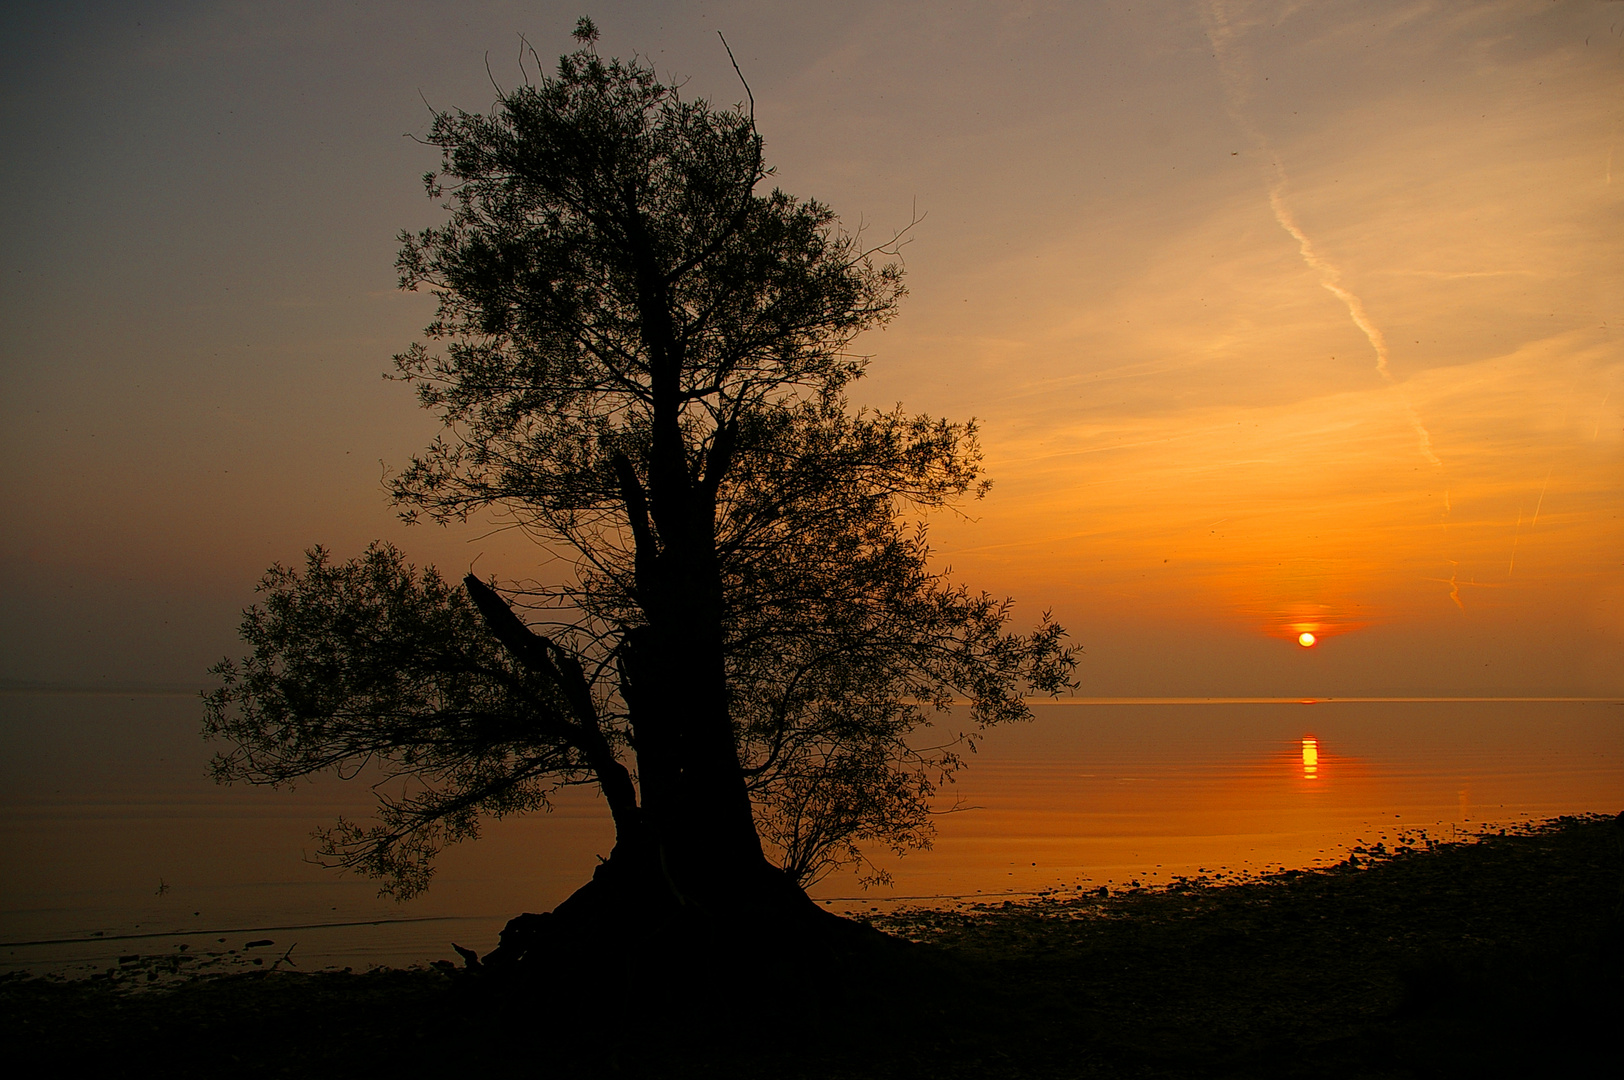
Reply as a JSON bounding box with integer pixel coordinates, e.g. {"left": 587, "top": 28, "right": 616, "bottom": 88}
{"left": 2, "top": 692, "right": 1619, "bottom": 975}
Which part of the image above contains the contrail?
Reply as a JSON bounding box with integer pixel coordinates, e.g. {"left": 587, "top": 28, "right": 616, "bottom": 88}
{"left": 1264, "top": 179, "right": 1393, "bottom": 379}
{"left": 1608, "top": 82, "right": 1622, "bottom": 185}
{"left": 1201, "top": 0, "right": 1441, "bottom": 466}
{"left": 1508, "top": 509, "right": 1523, "bottom": 576}
{"left": 1269, "top": 172, "right": 1440, "bottom": 464}
{"left": 1509, "top": 470, "right": 1551, "bottom": 579}
{"left": 1531, "top": 467, "right": 1552, "bottom": 526}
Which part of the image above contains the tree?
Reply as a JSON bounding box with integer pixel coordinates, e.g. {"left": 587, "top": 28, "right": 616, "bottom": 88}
{"left": 204, "top": 20, "right": 1075, "bottom": 959}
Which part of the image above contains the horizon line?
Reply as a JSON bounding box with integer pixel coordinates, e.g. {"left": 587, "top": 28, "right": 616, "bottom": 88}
{"left": 2, "top": 682, "right": 1617, "bottom": 707}
{"left": 1022, "top": 696, "right": 1622, "bottom": 705}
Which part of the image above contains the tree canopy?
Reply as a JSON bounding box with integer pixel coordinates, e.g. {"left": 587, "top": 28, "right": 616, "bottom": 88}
{"left": 204, "top": 22, "right": 1075, "bottom": 937}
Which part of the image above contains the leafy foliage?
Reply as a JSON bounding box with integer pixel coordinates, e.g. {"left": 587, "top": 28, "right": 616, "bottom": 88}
{"left": 390, "top": 44, "right": 901, "bottom": 541}
{"left": 203, "top": 544, "right": 598, "bottom": 898}
{"left": 206, "top": 30, "right": 1076, "bottom": 898}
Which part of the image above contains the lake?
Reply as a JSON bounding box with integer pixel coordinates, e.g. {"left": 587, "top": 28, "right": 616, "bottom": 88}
{"left": 2, "top": 691, "right": 1618, "bottom": 977}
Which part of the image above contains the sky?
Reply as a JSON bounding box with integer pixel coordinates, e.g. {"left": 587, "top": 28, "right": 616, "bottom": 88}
{"left": 2, "top": 0, "right": 1620, "bottom": 697}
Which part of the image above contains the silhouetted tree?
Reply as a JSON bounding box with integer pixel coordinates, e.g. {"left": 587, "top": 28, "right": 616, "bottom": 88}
{"left": 204, "top": 20, "right": 1075, "bottom": 954}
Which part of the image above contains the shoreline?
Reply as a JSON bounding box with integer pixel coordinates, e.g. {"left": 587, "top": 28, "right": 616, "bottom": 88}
{"left": 3, "top": 816, "right": 1560, "bottom": 983}
{"left": 5, "top": 812, "right": 1619, "bottom": 1077}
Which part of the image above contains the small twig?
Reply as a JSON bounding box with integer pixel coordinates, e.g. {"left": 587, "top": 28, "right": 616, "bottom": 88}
{"left": 269, "top": 941, "right": 298, "bottom": 971}
{"left": 516, "top": 33, "right": 537, "bottom": 87}
{"left": 484, "top": 51, "right": 506, "bottom": 100}
{"left": 717, "top": 33, "right": 754, "bottom": 121}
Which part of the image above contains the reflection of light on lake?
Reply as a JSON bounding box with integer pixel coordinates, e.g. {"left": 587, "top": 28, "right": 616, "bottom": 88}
{"left": 1302, "top": 736, "right": 1319, "bottom": 781}
{"left": 10, "top": 696, "right": 1621, "bottom": 975}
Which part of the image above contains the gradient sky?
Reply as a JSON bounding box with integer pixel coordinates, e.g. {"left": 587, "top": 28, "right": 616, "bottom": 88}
{"left": 3, "top": 0, "right": 1620, "bottom": 696}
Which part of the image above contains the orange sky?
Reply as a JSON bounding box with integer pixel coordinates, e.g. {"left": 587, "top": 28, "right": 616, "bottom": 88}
{"left": 1, "top": 1, "right": 1620, "bottom": 695}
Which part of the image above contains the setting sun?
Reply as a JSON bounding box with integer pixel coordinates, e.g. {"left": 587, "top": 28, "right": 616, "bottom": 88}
{"left": 1298, "top": 632, "right": 1317, "bottom": 648}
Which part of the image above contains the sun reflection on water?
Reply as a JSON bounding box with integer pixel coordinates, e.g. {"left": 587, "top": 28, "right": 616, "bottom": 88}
{"left": 1302, "top": 736, "right": 1319, "bottom": 781}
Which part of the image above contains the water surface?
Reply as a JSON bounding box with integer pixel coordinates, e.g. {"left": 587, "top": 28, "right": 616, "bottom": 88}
{"left": 2, "top": 692, "right": 1617, "bottom": 974}
{"left": 831, "top": 699, "right": 1622, "bottom": 909}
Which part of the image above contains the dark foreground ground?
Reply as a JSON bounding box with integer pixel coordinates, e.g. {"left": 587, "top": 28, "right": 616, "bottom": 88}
{"left": 5, "top": 813, "right": 1621, "bottom": 1078}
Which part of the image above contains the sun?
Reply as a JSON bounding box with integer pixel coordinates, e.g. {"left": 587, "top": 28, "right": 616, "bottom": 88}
{"left": 1297, "top": 632, "right": 1317, "bottom": 648}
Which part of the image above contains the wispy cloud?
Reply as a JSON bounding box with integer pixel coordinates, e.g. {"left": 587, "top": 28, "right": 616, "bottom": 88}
{"left": 1201, "top": 0, "right": 1441, "bottom": 466}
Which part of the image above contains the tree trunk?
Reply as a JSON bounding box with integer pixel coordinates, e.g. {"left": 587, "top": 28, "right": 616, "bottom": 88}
{"left": 623, "top": 558, "right": 776, "bottom": 906}
{"left": 616, "top": 241, "right": 779, "bottom": 909}
{"left": 473, "top": 219, "right": 838, "bottom": 970}
{"left": 472, "top": 549, "right": 833, "bottom": 971}
{"left": 468, "top": 542, "right": 825, "bottom": 973}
